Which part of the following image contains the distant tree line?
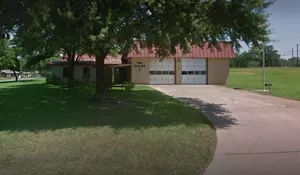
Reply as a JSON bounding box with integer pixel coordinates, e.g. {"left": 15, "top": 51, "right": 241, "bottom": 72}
{"left": 230, "top": 45, "right": 299, "bottom": 68}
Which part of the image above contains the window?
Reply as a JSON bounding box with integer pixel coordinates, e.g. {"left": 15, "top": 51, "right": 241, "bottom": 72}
{"left": 150, "top": 71, "right": 155, "bottom": 75}
{"left": 62, "top": 67, "right": 69, "bottom": 78}
{"left": 83, "top": 67, "right": 90, "bottom": 78}
{"left": 182, "top": 71, "right": 187, "bottom": 75}
{"left": 195, "top": 71, "right": 200, "bottom": 75}
{"left": 169, "top": 71, "right": 175, "bottom": 75}
{"left": 162, "top": 71, "right": 169, "bottom": 75}
{"left": 156, "top": 71, "right": 162, "bottom": 75}
{"left": 200, "top": 71, "right": 207, "bottom": 75}
{"left": 188, "top": 71, "right": 194, "bottom": 75}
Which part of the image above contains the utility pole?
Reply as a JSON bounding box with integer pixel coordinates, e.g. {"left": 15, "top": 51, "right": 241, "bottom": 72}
{"left": 292, "top": 48, "right": 294, "bottom": 58}
{"left": 297, "top": 44, "right": 299, "bottom": 67}
{"left": 262, "top": 47, "right": 266, "bottom": 91}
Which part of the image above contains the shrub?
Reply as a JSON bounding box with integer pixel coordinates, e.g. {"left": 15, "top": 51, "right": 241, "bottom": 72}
{"left": 123, "top": 81, "right": 135, "bottom": 91}
{"left": 46, "top": 74, "right": 62, "bottom": 84}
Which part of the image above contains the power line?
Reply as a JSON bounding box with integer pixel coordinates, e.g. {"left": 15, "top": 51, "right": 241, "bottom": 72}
{"left": 281, "top": 54, "right": 293, "bottom": 57}
{"left": 297, "top": 44, "right": 299, "bottom": 67}
{"left": 281, "top": 50, "right": 293, "bottom": 53}
{"left": 281, "top": 51, "right": 293, "bottom": 54}
{"left": 273, "top": 36, "right": 300, "bottom": 40}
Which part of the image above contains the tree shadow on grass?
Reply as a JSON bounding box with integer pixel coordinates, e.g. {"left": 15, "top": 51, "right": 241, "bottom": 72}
{"left": 0, "top": 82, "right": 214, "bottom": 132}
{"left": 177, "top": 98, "right": 238, "bottom": 129}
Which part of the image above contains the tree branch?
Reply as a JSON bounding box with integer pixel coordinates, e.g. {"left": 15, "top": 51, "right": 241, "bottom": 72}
{"left": 12, "top": 70, "right": 17, "bottom": 77}
{"left": 12, "top": 70, "right": 19, "bottom": 81}
{"left": 18, "top": 71, "right": 24, "bottom": 76}
{"left": 74, "top": 53, "right": 83, "bottom": 64}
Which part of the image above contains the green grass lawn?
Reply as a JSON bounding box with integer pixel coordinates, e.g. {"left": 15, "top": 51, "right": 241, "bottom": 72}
{"left": 227, "top": 68, "right": 300, "bottom": 101}
{"left": 0, "top": 80, "right": 216, "bottom": 175}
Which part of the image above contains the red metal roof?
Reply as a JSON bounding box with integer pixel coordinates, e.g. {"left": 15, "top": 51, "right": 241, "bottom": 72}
{"left": 49, "top": 43, "right": 235, "bottom": 66}
{"left": 127, "top": 45, "right": 182, "bottom": 58}
{"left": 50, "top": 54, "right": 122, "bottom": 65}
{"left": 127, "top": 43, "right": 236, "bottom": 58}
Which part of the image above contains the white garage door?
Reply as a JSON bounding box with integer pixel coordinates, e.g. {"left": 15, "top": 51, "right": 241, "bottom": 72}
{"left": 150, "top": 58, "right": 175, "bottom": 85}
{"left": 181, "top": 58, "right": 206, "bottom": 85}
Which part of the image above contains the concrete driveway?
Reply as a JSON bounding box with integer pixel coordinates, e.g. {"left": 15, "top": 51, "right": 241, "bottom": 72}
{"left": 150, "top": 85, "right": 300, "bottom": 175}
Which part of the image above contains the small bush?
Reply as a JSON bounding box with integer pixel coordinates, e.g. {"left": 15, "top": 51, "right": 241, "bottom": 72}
{"left": 46, "top": 74, "right": 62, "bottom": 84}
{"left": 45, "top": 74, "right": 53, "bottom": 83}
{"left": 123, "top": 81, "right": 135, "bottom": 91}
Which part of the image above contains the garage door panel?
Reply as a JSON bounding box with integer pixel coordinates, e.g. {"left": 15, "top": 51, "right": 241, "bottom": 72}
{"left": 182, "top": 75, "right": 188, "bottom": 84}
{"left": 149, "top": 58, "right": 175, "bottom": 85}
{"left": 162, "top": 75, "right": 168, "bottom": 84}
{"left": 194, "top": 60, "right": 201, "bottom": 66}
{"left": 194, "top": 75, "right": 200, "bottom": 84}
{"left": 156, "top": 64, "right": 162, "bottom": 71}
{"left": 181, "top": 58, "right": 206, "bottom": 85}
{"left": 150, "top": 64, "right": 155, "bottom": 71}
{"left": 168, "top": 76, "right": 175, "bottom": 84}
{"left": 150, "top": 74, "right": 156, "bottom": 84}
{"left": 162, "top": 63, "right": 170, "bottom": 71}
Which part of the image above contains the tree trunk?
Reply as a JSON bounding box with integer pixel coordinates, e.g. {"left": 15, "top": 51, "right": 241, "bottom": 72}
{"left": 12, "top": 70, "right": 18, "bottom": 82}
{"left": 67, "top": 52, "right": 75, "bottom": 86}
{"left": 94, "top": 54, "right": 107, "bottom": 100}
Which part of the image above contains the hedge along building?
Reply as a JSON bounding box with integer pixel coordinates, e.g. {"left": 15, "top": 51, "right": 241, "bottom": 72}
{"left": 127, "top": 43, "right": 236, "bottom": 85}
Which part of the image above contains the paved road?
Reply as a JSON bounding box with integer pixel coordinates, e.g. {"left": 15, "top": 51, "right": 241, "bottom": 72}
{"left": 150, "top": 85, "right": 300, "bottom": 175}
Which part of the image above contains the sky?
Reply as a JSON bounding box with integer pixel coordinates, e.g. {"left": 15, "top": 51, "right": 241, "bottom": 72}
{"left": 242, "top": 0, "right": 300, "bottom": 58}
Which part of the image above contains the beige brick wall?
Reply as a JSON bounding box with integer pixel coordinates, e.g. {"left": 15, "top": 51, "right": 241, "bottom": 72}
{"left": 207, "top": 59, "right": 229, "bottom": 85}
{"left": 51, "top": 65, "right": 94, "bottom": 81}
{"left": 74, "top": 66, "right": 83, "bottom": 79}
{"left": 175, "top": 58, "right": 182, "bottom": 84}
{"left": 49, "top": 57, "right": 229, "bottom": 85}
{"left": 51, "top": 67, "right": 62, "bottom": 77}
{"left": 131, "top": 58, "right": 150, "bottom": 84}
{"left": 90, "top": 67, "right": 96, "bottom": 81}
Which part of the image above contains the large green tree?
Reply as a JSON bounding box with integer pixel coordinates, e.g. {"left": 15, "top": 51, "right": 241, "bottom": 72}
{"left": 0, "top": 0, "right": 35, "bottom": 38}
{"left": 0, "top": 39, "right": 27, "bottom": 81}
{"left": 9, "top": 0, "right": 273, "bottom": 98}
{"left": 80, "top": 0, "right": 273, "bottom": 99}
{"left": 264, "top": 45, "right": 281, "bottom": 67}
{"left": 15, "top": 0, "right": 89, "bottom": 85}
{"left": 231, "top": 44, "right": 281, "bottom": 68}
